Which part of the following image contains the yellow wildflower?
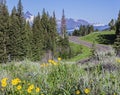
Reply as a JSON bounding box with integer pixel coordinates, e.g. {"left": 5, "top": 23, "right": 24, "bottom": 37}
{"left": 16, "top": 78, "right": 21, "bottom": 83}
{"left": 84, "top": 88, "right": 90, "bottom": 94}
{"left": 27, "top": 88, "right": 32, "bottom": 93}
{"left": 52, "top": 61, "right": 58, "bottom": 65}
{"left": 58, "top": 57, "right": 61, "bottom": 61}
{"left": 17, "top": 85, "right": 22, "bottom": 90}
{"left": 36, "top": 87, "right": 40, "bottom": 93}
{"left": 48, "top": 59, "right": 52, "bottom": 63}
{"left": 17, "top": 85, "right": 22, "bottom": 91}
{"left": 11, "top": 78, "right": 21, "bottom": 86}
{"left": 51, "top": 60, "right": 55, "bottom": 64}
{"left": 75, "top": 90, "right": 80, "bottom": 94}
{"left": 1, "top": 78, "right": 8, "bottom": 83}
{"left": 1, "top": 78, "right": 8, "bottom": 87}
{"left": 117, "top": 59, "right": 120, "bottom": 63}
{"left": 11, "top": 80, "right": 18, "bottom": 85}
{"left": 29, "top": 84, "right": 34, "bottom": 89}
{"left": 1, "top": 82, "right": 7, "bottom": 87}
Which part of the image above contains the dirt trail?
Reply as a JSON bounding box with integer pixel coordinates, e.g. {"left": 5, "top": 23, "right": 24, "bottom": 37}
{"left": 69, "top": 36, "right": 110, "bottom": 51}
{"left": 69, "top": 36, "right": 112, "bottom": 64}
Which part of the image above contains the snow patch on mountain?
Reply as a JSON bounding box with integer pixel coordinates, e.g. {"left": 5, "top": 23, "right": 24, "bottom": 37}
{"left": 24, "top": 11, "right": 34, "bottom": 23}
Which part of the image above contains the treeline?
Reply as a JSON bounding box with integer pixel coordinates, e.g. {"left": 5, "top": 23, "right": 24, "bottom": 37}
{"left": 114, "top": 11, "right": 120, "bottom": 56}
{"left": 0, "top": 0, "right": 70, "bottom": 63}
{"left": 72, "top": 25, "right": 94, "bottom": 36}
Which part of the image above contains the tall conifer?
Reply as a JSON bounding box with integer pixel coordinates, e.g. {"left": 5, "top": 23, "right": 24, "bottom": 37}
{"left": 0, "top": 0, "right": 9, "bottom": 63}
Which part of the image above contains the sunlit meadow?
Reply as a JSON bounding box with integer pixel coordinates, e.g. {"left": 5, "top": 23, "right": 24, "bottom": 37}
{"left": 0, "top": 48, "right": 120, "bottom": 95}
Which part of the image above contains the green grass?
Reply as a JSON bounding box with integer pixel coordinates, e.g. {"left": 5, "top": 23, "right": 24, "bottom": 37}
{"left": 0, "top": 49, "right": 120, "bottom": 95}
{"left": 80, "top": 30, "right": 115, "bottom": 45}
{"left": 68, "top": 43, "right": 91, "bottom": 62}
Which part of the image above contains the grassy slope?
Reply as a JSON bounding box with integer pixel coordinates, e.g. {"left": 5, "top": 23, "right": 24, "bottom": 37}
{"left": 80, "top": 30, "right": 115, "bottom": 45}
{"left": 0, "top": 53, "right": 120, "bottom": 94}
{"left": 67, "top": 43, "right": 91, "bottom": 62}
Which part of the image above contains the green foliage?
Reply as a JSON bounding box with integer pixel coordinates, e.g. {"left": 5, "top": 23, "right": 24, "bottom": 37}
{"left": 61, "top": 9, "right": 66, "bottom": 38}
{"left": 0, "top": 0, "right": 60, "bottom": 62}
{"left": 114, "top": 11, "right": 120, "bottom": 56}
{"left": 72, "top": 25, "right": 94, "bottom": 36}
{"left": 108, "top": 19, "right": 115, "bottom": 30}
{"left": 24, "top": 22, "right": 33, "bottom": 59}
{"left": 0, "top": 52, "right": 120, "bottom": 95}
{"left": 72, "top": 29, "right": 80, "bottom": 36}
{"left": 80, "top": 30, "right": 115, "bottom": 45}
{"left": 31, "top": 13, "right": 43, "bottom": 61}
{"left": 114, "top": 34, "right": 120, "bottom": 56}
{"left": 115, "top": 10, "right": 120, "bottom": 36}
{"left": 56, "top": 36, "right": 70, "bottom": 59}
{"left": 0, "top": 2, "right": 9, "bottom": 63}
{"left": 68, "top": 43, "right": 91, "bottom": 62}
{"left": 56, "top": 10, "right": 71, "bottom": 59}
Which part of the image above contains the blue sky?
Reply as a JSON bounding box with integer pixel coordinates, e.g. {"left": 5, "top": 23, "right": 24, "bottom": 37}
{"left": 6, "top": 0, "right": 120, "bottom": 24}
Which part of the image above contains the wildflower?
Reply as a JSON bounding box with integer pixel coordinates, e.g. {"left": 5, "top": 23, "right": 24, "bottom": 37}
{"left": 17, "top": 85, "right": 22, "bottom": 90}
{"left": 28, "top": 84, "right": 34, "bottom": 89}
{"left": 11, "top": 78, "right": 21, "bottom": 86}
{"left": 75, "top": 90, "right": 80, "bottom": 94}
{"left": 51, "top": 60, "right": 55, "bottom": 64}
{"left": 1, "top": 82, "right": 7, "bottom": 87}
{"left": 1, "top": 78, "right": 8, "bottom": 87}
{"left": 84, "top": 88, "right": 90, "bottom": 94}
{"left": 48, "top": 59, "right": 52, "bottom": 63}
{"left": 27, "top": 88, "right": 32, "bottom": 93}
{"left": 16, "top": 78, "right": 21, "bottom": 83}
{"left": 58, "top": 57, "right": 61, "bottom": 61}
{"left": 1, "top": 78, "right": 8, "bottom": 83}
{"left": 52, "top": 61, "right": 58, "bottom": 65}
{"left": 36, "top": 87, "right": 40, "bottom": 93}
{"left": 117, "top": 59, "right": 120, "bottom": 63}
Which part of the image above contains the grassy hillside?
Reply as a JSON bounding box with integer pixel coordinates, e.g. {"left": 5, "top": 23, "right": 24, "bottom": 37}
{"left": 0, "top": 49, "right": 120, "bottom": 95}
{"left": 80, "top": 30, "right": 115, "bottom": 45}
{"left": 69, "top": 43, "right": 91, "bottom": 62}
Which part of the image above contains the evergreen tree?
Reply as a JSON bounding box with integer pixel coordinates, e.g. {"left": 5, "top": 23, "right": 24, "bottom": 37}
{"left": 114, "top": 34, "right": 120, "bottom": 56}
{"left": 57, "top": 10, "right": 70, "bottom": 59}
{"left": 114, "top": 10, "right": 120, "bottom": 56}
{"left": 79, "top": 25, "right": 84, "bottom": 36}
{"left": 24, "top": 21, "right": 32, "bottom": 59}
{"left": 109, "top": 19, "right": 115, "bottom": 30}
{"left": 116, "top": 11, "right": 120, "bottom": 36}
{"left": 72, "top": 29, "right": 80, "bottom": 36}
{"left": 61, "top": 9, "right": 66, "bottom": 38}
{"left": 16, "top": 0, "right": 26, "bottom": 60}
{"left": 32, "top": 13, "right": 43, "bottom": 61}
{"left": 49, "top": 12, "right": 58, "bottom": 59}
{"left": 41, "top": 9, "right": 58, "bottom": 60}
{"left": 0, "top": 1, "right": 9, "bottom": 63}
{"left": 8, "top": 6, "right": 20, "bottom": 61}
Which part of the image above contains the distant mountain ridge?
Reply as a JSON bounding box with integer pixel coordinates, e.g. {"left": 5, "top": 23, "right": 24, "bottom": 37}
{"left": 57, "top": 18, "right": 89, "bottom": 32}
{"left": 24, "top": 11, "right": 109, "bottom": 32}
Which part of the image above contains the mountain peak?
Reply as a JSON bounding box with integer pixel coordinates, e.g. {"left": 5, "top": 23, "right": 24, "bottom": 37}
{"left": 24, "top": 11, "right": 34, "bottom": 24}
{"left": 25, "top": 11, "right": 32, "bottom": 16}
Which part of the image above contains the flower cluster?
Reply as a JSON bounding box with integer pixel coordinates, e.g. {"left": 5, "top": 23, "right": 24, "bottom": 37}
{"left": 1, "top": 78, "right": 8, "bottom": 88}
{"left": 40, "top": 57, "right": 62, "bottom": 67}
{"left": 11, "top": 78, "right": 21, "bottom": 85}
{"left": 75, "top": 88, "right": 90, "bottom": 95}
{"left": 0, "top": 77, "right": 41, "bottom": 94}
